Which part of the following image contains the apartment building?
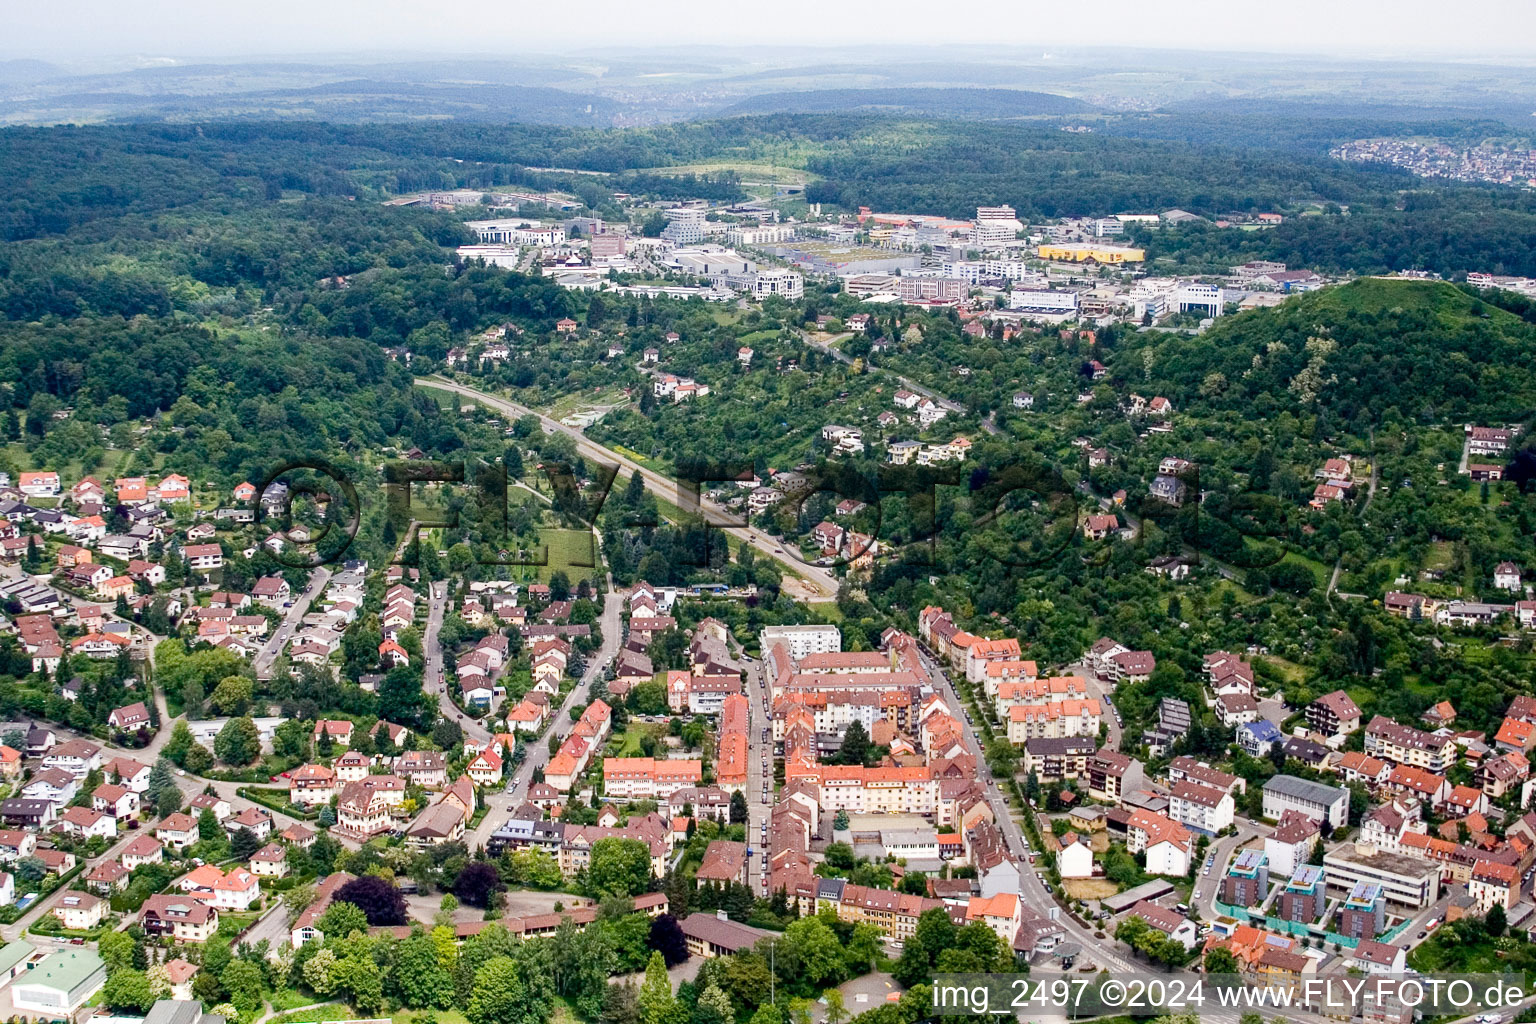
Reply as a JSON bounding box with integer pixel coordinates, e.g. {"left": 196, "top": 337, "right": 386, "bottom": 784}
{"left": 1222, "top": 850, "right": 1270, "bottom": 908}
{"left": 1364, "top": 716, "right": 1457, "bottom": 773}
{"left": 1168, "top": 780, "right": 1235, "bottom": 834}
{"left": 601, "top": 758, "right": 704, "bottom": 801}
{"left": 759, "top": 624, "right": 842, "bottom": 660}
{"left": 1004, "top": 698, "right": 1102, "bottom": 742}
{"left": 1307, "top": 690, "right": 1363, "bottom": 741}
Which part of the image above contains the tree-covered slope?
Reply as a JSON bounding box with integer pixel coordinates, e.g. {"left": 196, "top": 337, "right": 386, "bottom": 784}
{"left": 1112, "top": 279, "right": 1536, "bottom": 430}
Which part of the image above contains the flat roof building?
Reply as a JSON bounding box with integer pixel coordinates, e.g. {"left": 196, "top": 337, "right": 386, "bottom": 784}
{"left": 759, "top": 625, "right": 842, "bottom": 659}
{"left": 1324, "top": 845, "right": 1441, "bottom": 910}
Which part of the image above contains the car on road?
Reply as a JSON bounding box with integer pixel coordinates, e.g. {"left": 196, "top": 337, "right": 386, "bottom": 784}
{"left": 1417, "top": 930, "right": 1427, "bottom": 939}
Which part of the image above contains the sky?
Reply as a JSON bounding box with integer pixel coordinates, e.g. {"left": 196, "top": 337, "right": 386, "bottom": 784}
{"left": 8, "top": 0, "right": 1536, "bottom": 61}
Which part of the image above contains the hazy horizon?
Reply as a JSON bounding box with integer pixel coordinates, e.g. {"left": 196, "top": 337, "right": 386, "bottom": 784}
{"left": 7, "top": 0, "right": 1536, "bottom": 63}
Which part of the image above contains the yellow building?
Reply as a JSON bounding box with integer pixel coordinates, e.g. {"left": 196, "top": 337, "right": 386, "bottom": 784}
{"left": 1037, "top": 243, "right": 1145, "bottom": 264}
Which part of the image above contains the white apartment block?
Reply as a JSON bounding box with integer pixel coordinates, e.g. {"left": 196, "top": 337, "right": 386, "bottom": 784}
{"left": 760, "top": 625, "right": 842, "bottom": 660}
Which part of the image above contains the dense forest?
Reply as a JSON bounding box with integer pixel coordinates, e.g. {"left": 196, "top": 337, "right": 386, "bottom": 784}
{"left": 1110, "top": 278, "right": 1536, "bottom": 429}
{"left": 1125, "top": 199, "right": 1536, "bottom": 278}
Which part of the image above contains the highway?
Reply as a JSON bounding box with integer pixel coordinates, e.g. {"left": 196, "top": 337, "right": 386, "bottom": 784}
{"left": 415, "top": 376, "right": 839, "bottom": 603}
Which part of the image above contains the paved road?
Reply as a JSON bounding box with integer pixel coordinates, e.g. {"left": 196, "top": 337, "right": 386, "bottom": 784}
{"left": 425, "top": 580, "right": 491, "bottom": 747}
{"left": 254, "top": 568, "right": 331, "bottom": 679}
{"left": 743, "top": 653, "right": 771, "bottom": 896}
{"left": 0, "top": 563, "right": 161, "bottom": 657}
{"left": 415, "top": 376, "right": 838, "bottom": 603}
{"left": 1194, "top": 819, "right": 1265, "bottom": 922}
{"left": 915, "top": 647, "right": 1139, "bottom": 974}
{"left": 465, "top": 581, "right": 625, "bottom": 852}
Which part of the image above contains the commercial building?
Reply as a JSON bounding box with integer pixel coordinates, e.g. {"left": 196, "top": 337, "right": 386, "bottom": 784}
{"left": 1036, "top": 243, "right": 1144, "bottom": 264}
{"left": 1324, "top": 846, "right": 1441, "bottom": 909}
{"left": 1261, "top": 775, "right": 1349, "bottom": 829}
{"left": 1007, "top": 289, "right": 1078, "bottom": 314}
{"left": 8, "top": 949, "right": 106, "bottom": 1015}
{"left": 662, "top": 208, "right": 708, "bottom": 245}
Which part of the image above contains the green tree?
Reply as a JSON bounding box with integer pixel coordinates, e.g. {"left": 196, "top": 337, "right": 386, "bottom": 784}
{"left": 146, "top": 757, "right": 182, "bottom": 815}
{"left": 99, "top": 931, "right": 135, "bottom": 972}
{"left": 587, "top": 837, "right": 653, "bottom": 899}
{"left": 214, "top": 716, "right": 260, "bottom": 765}
{"left": 103, "top": 969, "right": 155, "bottom": 1013}
{"left": 209, "top": 675, "right": 254, "bottom": 715}
{"left": 230, "top": 826, "right": 262, "bottom": 860}
{"left": 395, "top": 934, "right": 456, "bottom": 1008}
{"left": 1204, "top": 948, "right": 1241, "bottom": 975}
{"left": 163, "top": 720, "right": 195, "bottom": 765}
{"left": 832, "top": 721, "right": 871, "bottom": 766}
{"left": 273, "top": 719, "right": 311, "bottom": 760}
{"left": 342, "top": 956, "right": 386, "bottom": 1015}
{"left": 302, "top": 948, "right": 341, "bottom": 997}
{"left": 824, "top": 990, "right": 847, "bottom": 1024}
{"left": 638, "top": 951, "right": 684, "bottom": 1024}
{"left": 780, "top": 916, "right": 846, "bottom": 988}
{"left": 185, "top": 742, "right": 214, "bottom": 774}
{"left": 221, "top": 959, "right": 265, "bottom": 1017}
{"left": 695, "top": 984, "right": 735, "bottom": 1024}
{"left": 315, "top": 899, "right": 368, "bottom": 940}
{"left": 468, "top": 955, "right": 552, "bottom": 1024}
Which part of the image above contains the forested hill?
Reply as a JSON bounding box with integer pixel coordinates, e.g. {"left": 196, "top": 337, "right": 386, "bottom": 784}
{"left": 718, "top": 88, "right": 1094, "bottom": 118}
{"left": 0, "top": 117, "right": 1416, "bottom": 241}
{"left": 1110, "top": 279, "right": 1536, "bottom": 431}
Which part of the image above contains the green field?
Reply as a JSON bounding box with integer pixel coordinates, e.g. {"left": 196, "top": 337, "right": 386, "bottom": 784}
{"left": 1280, "top": 549, "right": 1330, "bottom": 587}
{"left": 2, "top": 442, "right": 139, "bottom": 484}
{"left": 536, "top": 528, "right": 602, "bottom": 583}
